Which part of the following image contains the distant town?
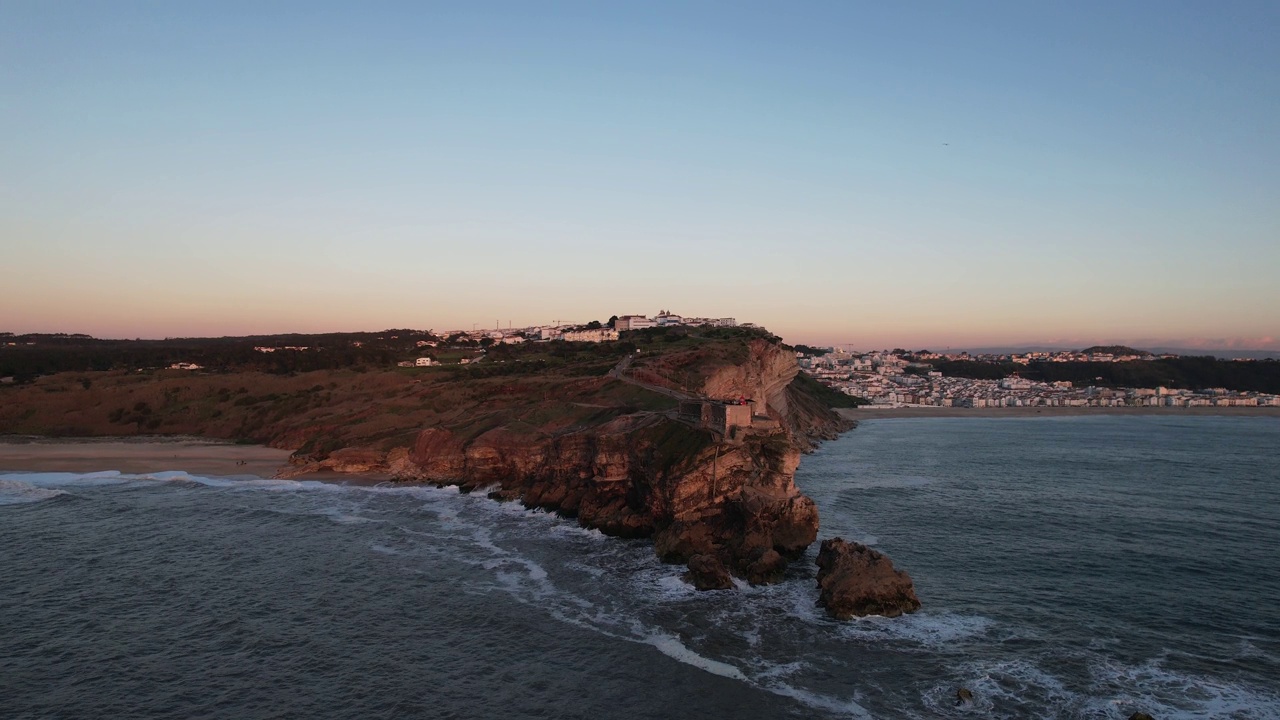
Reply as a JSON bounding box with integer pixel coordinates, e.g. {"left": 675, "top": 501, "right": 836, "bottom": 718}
{"left": 432, "top": 311, "right": 744, "bottom": 346}
{"left": 4, "top": 317, "right": 1279, "bottom": 409}
{"left": 376, "top": 311, "right": 746, "bottom": 367}
{"left": 798, "top": 347, "right": 1280, "bottom": 409}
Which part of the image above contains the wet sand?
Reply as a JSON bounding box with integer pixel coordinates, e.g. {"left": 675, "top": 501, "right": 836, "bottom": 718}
{"left": 0, "top": 437, "right": 294, "bottom": 477}
{"left": 838, "top": 406, "right": 1280, "bottom": 420}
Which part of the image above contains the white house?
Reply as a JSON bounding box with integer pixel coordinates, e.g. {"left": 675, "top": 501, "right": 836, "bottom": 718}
{"left": 616, "top": 315, "right": 656, "bottom": 331}
{"left": 562, "top": 328, "right": 619, "bottom": 343}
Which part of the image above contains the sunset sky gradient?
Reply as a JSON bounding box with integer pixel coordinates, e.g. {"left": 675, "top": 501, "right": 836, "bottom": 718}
{"left": 3, "top": 1, "right": 1277, "bottom": 349}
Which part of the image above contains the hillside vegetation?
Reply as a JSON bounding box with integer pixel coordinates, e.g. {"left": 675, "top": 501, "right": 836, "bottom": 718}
{"left": 1, "top": 326, "right": 849, "bottom": 457}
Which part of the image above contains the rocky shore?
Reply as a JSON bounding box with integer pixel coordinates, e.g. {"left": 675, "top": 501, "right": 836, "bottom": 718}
{"left": 2, "top": 331, "right": 922, "bottom": 615}
{"left": 280, "top": 339, "right": 860, "bottom": 591}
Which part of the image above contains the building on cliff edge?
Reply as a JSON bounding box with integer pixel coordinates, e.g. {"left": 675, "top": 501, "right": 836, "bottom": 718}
{"left": 679, "top": 400, "right": 754, "bottom": 438}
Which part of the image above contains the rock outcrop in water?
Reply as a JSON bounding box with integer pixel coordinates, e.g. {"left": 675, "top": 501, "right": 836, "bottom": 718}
{"left": 683, "top": 554, "right": 734, "bottom": 590}
{"left": 814, "top": 538, "right": 921, "bottom": 618}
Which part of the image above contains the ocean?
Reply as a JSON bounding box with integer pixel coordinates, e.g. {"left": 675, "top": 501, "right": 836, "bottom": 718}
{"left": 2, "top": 416, "right": 1278, "bottom": 719}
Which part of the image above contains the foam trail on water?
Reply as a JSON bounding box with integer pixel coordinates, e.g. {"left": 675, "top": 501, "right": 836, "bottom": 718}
{"left": 643, "top": 632, "right": 748, "bottom": 680}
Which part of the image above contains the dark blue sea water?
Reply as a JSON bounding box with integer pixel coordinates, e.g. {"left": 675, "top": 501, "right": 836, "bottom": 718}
{"left": 3, "top": 416, "right": 1278, "bottom": 718}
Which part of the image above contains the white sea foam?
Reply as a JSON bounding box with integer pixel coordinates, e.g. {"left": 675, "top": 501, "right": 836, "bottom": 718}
{"left": 0, "top": 478, "right": 70, "bottom": 505}
{"left": 642, "top": 632, "right": 748, "bottom": 680}
{"left": 322, "top": 509, "right": 380, "bottom": 525}
{"left": 921, "top": 657, "right": 1075, "bottom": 717}
{"left": 435, "top": 514, "right": 880, "bottom": 718}
{"left": 368, "top": 543, "right": 404, "bottom": 556}
{"left": 1084, "top": 656, "right": 1280, "bottom": 719}
{"left": 1231, "top": 638, "right": 1276, "bottom": 662}
{"left": 757, "top": 682, "right": 874, "bottom": 720}
{"left": 547, "top": 523, "right": 608, "bottom": 541}
{"left": 839, "top": 611, "right": 995, "bottom": 647}
{"left": 8, "top": 470, "right": 129, "bottom": 487}
{"left": 37, "top": 467, "right": 1270, "bottom": 720}
{"left": 922, "top": 653, "right": 1280, "bottom": 720}
{"left": 56, "top": 465, "right": 885, "bottom": 719}
{"left": 654, "top": 574, "right": 696, "bottom": 597}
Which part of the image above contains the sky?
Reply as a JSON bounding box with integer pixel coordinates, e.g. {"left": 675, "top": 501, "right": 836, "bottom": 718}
{"left": 2, "top": 1, "right": 1278, "bottom": 349}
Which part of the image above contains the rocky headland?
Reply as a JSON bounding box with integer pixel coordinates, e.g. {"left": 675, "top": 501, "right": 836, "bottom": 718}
{"left": 1, "top": 327, "right": 919, "bottom": 614}
{"left": 281, "top": 337, "right": 854, "bottom": 586}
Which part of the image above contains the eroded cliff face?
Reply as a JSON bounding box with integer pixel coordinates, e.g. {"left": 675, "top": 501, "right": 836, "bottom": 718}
{"left": 701, "top": 338, "right": 799, "bottom": 411}
{"left": 281, "top": 339, "right": 854, "bottom": 587}
{"left": 699, "top": 338, "right": 854, "bottom": 446}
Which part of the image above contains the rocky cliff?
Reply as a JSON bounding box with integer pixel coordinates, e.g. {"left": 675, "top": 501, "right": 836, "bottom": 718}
{"left": 3, "top": 328, "right": 860, "bottom": 593}
{"left": 284, "top": 338, "right": 854, "bottom": 586}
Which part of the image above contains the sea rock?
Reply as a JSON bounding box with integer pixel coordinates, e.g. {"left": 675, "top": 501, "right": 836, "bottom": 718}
{"left": 744, "top": 548, "right": 788, "bottom": 585}
{"left": 955, "top": 687, "right": 974, "bottom": 705}
{"left": 684, "top": 554, "right": 734, "bottom": 590}
{"left": 1128, "top": 713, "right": 1155, "bottom": 720}
{"left": 653, "top": 520, "right": 718, "bottom": 562}
{"left": 814, "top": 538, "right": 921, "bottom": 619}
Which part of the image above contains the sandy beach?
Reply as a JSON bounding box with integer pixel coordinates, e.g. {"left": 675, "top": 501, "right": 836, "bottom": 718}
{"left": 0, "top": 437, "right": 294, "bottom": 477}
{"left": 838, "top": 406, "right": 1280, "bottom": 420}
{"left": 4, "top": 407, "right": 1277, "bottom": 477}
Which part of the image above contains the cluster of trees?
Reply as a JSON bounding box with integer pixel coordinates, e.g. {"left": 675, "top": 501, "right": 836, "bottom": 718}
{"left": 790, "top": 344, "right": 832, "bottom": 356}
{"left": 1079, "top": 345, "right": 1152, "bottom": 357}
{"left": 926, "top": 357, "right": 1280, "bottom": 394}
{"left": 0, "top": 331, "right": 439, "bottom": 382}
{"left": 0, "top": 324, "right": 789, "bottom": 384}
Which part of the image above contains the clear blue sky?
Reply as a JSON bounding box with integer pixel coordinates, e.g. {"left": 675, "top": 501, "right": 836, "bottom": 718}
{"left": 3, "top": 1, "right": 1277, "bottom": 349}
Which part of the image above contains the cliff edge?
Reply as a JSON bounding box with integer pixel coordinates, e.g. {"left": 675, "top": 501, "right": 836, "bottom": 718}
{"left": 285, "top": 335, "right": 854, "bottom": 585}
{"left": 1, "top": 327, "right": 857, "bottom": 590}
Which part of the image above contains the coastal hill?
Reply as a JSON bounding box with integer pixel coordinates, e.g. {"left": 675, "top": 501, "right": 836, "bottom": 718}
{"left": 1, "top": 326, "right": 860, "bottom": 590}
{"left": 1078, "top": 345, "right": 1153, "bottom": 357}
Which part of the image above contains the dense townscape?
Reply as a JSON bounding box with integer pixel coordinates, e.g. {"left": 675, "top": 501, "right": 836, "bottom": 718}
{"left": 800, "top": 348, "right": 1280, "bottom": 408}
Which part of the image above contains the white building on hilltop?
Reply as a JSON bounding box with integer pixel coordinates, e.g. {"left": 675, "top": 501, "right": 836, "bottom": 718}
{"left": 654, "top": 311, "right": 684, "bottom": 326}
{"left": 616, "top": 315, "right": 656, "bottom": 331}
{"left": 562, "top": 328, "right": 619, "bottom": 343}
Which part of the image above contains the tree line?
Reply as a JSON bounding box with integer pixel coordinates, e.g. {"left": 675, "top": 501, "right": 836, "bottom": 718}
{"left": 926, "top": 357, "right": 1280, "bottom": 395}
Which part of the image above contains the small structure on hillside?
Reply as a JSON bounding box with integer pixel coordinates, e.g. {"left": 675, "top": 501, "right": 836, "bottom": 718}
{"left": 679, "top": 399, "right": 753, "bottom": 437}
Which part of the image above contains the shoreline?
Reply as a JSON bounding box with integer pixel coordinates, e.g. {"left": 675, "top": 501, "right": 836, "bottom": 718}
{"left": 838, "top": 406, "right": 1280, "bottom": 420}
{"left": 5, "top": 405, "right": 1277, "bottom": 476}
{"left": 0, "top": 436, "right": 294, "bottom": 478}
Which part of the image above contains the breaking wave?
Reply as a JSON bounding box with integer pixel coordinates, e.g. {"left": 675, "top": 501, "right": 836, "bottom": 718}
{"left": 0, "top": 477, "right": 71, "bottom": 505}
